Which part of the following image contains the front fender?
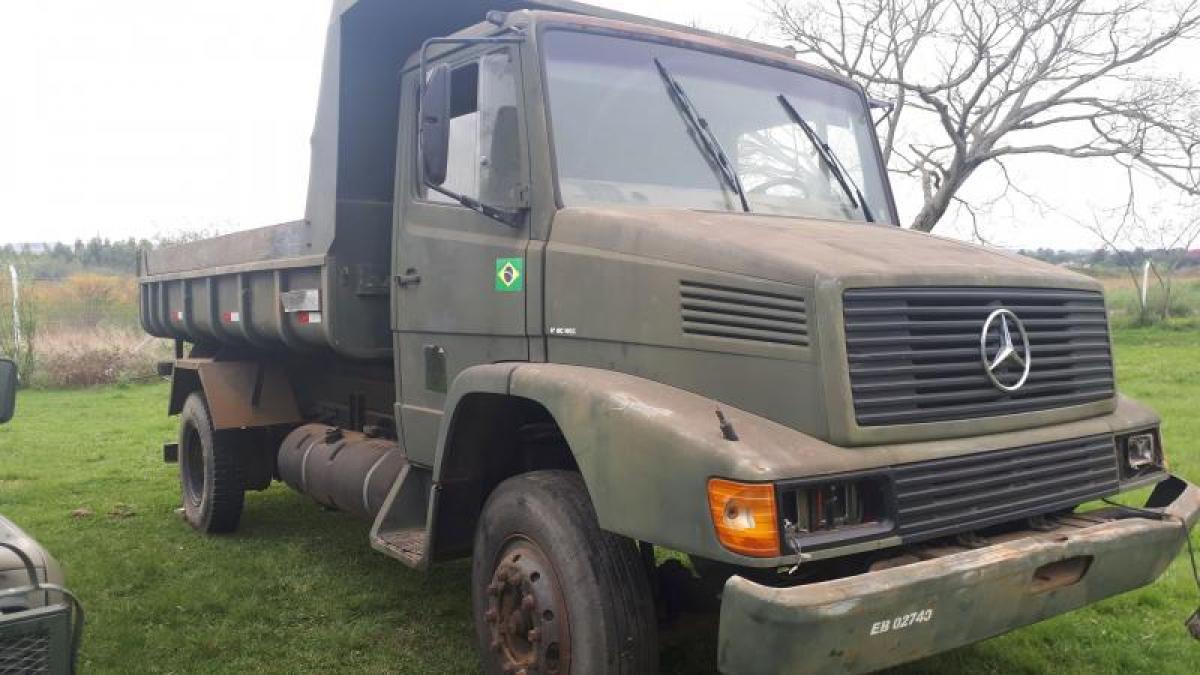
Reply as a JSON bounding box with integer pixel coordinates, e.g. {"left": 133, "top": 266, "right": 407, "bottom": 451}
{"left": 504, "top": 364, "right": 835, "bottom": 566}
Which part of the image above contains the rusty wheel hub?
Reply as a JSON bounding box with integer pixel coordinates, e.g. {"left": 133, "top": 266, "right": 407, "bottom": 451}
{"left": 484, "top": 538, "right": 570, "bottom": 675}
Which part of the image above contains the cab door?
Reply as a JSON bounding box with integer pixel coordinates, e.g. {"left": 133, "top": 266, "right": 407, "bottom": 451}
{"left": 394, "top": 46, "right": 531, "bottom": 466}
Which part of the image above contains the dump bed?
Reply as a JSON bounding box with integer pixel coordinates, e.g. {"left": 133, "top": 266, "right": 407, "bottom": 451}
{"left": 139, "top": 218, "right": 392, "bottom": 359}
{"left": 140, "top": 0, "right": 786, "bottom": 360}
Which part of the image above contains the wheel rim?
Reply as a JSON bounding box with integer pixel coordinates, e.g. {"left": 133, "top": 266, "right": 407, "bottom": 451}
{"left": 484, "top": 536, "right": 571, "bottom": 675}
{"left": 181, "top": 424, "right": 205, "bottom": 508}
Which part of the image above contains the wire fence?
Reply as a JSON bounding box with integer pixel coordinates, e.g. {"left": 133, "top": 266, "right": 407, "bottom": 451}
{"left": 0, "top": 268, "right": 169, "bottom": 388}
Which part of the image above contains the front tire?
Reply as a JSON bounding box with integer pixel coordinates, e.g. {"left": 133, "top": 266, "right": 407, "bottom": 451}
{"left": 178, "top": 392, "right": 244, "bottom": 533}
{"left": 471, "top": 471, "right": 658, "bottom": 675}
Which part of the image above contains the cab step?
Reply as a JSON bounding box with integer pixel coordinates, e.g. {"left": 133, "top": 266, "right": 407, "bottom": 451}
{"left": 370, "top": 463, "right": 434, "bottom": 569}
{"left": 372, "top": 529, "right": 429, "bottom": 567}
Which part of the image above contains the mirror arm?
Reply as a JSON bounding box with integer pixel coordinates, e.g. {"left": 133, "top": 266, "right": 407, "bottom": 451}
{"left": 426, "top": 183, "right": 526, "bottom": 229}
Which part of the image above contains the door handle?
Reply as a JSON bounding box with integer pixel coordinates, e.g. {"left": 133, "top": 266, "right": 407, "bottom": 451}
{"left": 395, "top": 270, "right": 422, "bottom": 288}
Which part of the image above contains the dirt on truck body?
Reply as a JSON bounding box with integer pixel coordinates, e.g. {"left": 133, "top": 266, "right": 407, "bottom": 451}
{"left": 139, "top": 1, "right": 1200, "bottom": 672}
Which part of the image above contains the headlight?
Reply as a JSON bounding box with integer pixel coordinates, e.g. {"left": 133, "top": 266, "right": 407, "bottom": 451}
{"left": 778, "top": 477, "right": 890, "bottom": 551}
{"left": 1117, "top": 429, "right": 1165, "bottom": 479}
{"left": 1126, "top": 434, "right": 1156, "bottom": 469}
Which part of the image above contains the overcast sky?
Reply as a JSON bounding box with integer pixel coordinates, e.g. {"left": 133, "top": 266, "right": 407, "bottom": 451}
{"left": 0, "top": 0, "right": 1194, "bottom": 250}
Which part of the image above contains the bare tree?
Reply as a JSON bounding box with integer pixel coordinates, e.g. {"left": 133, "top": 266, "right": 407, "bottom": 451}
{"left": 768, "top": 0, "right": 1200, "bottom": 231}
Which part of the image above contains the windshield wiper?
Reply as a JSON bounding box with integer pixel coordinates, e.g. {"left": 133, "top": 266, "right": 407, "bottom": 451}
{"left": 776, "top": 94, "right": 875, "bottom": 223}
{"left": 653, "top": 58, "right": 751, "bottom": 213}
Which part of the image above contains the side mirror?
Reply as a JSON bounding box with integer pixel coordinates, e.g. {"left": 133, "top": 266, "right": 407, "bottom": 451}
{"left": 0, "top": 359, "right": 16, "bottom": 425}
{"left": 420, "top": 63, "right": 452, "bottom": 187}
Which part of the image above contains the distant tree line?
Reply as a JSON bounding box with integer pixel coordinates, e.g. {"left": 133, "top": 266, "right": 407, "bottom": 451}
{"left": 0, "top": 231, "right": 219, "bottom": 279}
{"left": 1016, "top": 247, "right": 1200, "bottom": 269}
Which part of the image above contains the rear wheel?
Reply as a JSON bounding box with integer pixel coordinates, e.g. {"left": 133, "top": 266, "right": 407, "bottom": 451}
{"left": 471, "top": 470, "right": 658, "bottom": 675}
{"left": 178, "top": 392, "right": 244, "bottom": 533}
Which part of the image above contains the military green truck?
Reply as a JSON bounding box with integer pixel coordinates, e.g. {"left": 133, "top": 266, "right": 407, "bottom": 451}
{"left": 138, "top": 1, "right": 1200, "bottom": 672}
{"left": 0, "top": 359, "right": 85, "bottom": 674}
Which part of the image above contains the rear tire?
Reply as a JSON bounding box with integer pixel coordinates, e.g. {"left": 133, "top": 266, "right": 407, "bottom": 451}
{"left": 471, "top": 470, "right": 658, "bottom": 675}
{"left": 178, "top": 392, "right": 244, "bottom": 533}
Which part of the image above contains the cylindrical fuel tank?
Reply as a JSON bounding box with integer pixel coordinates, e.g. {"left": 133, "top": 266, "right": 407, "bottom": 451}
{"left": 277, "top": 424, "right": 406, "bottom": 521}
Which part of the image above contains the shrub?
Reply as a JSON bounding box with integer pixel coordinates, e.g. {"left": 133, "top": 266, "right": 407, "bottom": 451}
{"left": 27, "top": 328, "right": 171, "bottom": 389}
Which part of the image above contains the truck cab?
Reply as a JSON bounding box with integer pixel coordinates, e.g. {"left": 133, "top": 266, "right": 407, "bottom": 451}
{"left": 139, "top": 2, "right": 1200, "bottom": 673}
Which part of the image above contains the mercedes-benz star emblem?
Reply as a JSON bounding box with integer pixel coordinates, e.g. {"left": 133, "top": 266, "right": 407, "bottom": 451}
{"left": 980, "top": 308, "right": 1032, "bottom": 392}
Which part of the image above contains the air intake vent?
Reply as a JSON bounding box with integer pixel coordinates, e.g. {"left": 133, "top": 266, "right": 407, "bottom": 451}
{"left": 680, "top": 281, "right": 808, "bottom": 347}
{"left": 844, "top": 287, "right": 1114, "bottom": 426}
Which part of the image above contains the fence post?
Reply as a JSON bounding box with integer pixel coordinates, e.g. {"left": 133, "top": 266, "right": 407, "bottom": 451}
{"left": 8, "top": 264, "right": 19, "bottom": 351}
{"left": 1140, "top": 259, "right": 1150, "bottom": 312}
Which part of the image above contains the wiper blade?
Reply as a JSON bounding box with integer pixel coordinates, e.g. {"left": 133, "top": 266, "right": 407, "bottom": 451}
{"left": 426, "top": 183, "right": 525, "bottom": 228}
{"left": 776, "top": 94, "right": 875, "bottom": 223}
{"left": 653, "top": 58, "right": 751, "bottom": 213}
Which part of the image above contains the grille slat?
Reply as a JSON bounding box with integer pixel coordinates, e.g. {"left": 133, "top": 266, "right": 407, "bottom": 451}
{"left": 845, "top": 317, "right": 1109, "bottom": 332}
{"left": 851, "top": 366, "right": 1115, "bottom": 394}
{"left": 845, "top": 304, "right": 1107, "bottom": 317}
{"left": 893, "top": 435, "right": 1120, "bottom": 542}
{"left": 844, "top": 287, "right": 1114, "bottom": 426}
{"left": 851, "top": 353, "right": 1112, "bottom": 377}
{"left": 848, "top": 288, "right": 1101, "bottom": 301}
{"left": 846, "top": 328, "right": 1110, "bottom": 347}
{"left": 856, "top": 390, "right": 1116, "bottom": 425}
{"left": 848, "top": 342, "right": 1111, "bottom": 363}
{"left": 681, "top": 281, "right": 808, "bottom": 347}
{"left": 854, "top": 376, "right": 1116, "bottom": 406}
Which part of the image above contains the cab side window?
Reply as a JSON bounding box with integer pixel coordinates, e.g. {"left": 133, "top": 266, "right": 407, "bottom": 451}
{"left": 423, "top": 50, "right": 522, "bottom": 207}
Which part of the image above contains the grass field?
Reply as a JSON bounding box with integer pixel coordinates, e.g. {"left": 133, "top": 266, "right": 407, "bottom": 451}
{"left": 1, "top": 326, "right": 1198, "bottom": 673}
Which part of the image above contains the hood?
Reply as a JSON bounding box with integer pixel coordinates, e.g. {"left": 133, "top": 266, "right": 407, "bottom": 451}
{"left": 543, "top": 206, "right": 1114, "bottom": 445}
{"left": 549, "top": 207, "right": 1098, "bottom": 292}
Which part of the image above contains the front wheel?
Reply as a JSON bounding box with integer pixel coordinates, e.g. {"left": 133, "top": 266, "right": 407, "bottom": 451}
{"left": 471, "top": 471, "right": 658, "bottom": 674}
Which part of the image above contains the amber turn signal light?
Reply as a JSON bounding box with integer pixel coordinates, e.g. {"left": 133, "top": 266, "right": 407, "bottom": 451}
{"left": 707, "top": 478, "right": 780, "bottom": 558}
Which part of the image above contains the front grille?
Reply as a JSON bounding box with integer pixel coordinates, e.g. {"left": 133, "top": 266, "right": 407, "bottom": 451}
{"left": 0, "top": 627, "right": 50, "bottom": 674}
{"left": 844, "top": 287, "right": 1114, "bottom": 426}
{"left": 893, "top": 435, "right": 1120, "bottom": 542}
{"left": 680, "top": 280, "right": 808, "bottom": 347}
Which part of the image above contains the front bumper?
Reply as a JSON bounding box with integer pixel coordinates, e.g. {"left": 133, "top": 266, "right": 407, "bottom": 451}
{"left": 717, "top": 475, "right": 1200, "bottom": 675}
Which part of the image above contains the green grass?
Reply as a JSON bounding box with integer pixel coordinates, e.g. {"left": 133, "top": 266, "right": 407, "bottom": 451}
{"left": 1, "top": 327, "right": 1198, "bottom": 673}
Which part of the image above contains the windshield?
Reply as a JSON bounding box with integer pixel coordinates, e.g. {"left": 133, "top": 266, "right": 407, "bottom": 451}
{"left": 542, "top": 30, "right": 895, "bottom": 223}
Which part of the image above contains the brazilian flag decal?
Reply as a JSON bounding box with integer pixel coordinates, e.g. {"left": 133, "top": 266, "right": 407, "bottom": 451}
{"left": 495, "top": 257, "right": 524, "bottom": 293}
